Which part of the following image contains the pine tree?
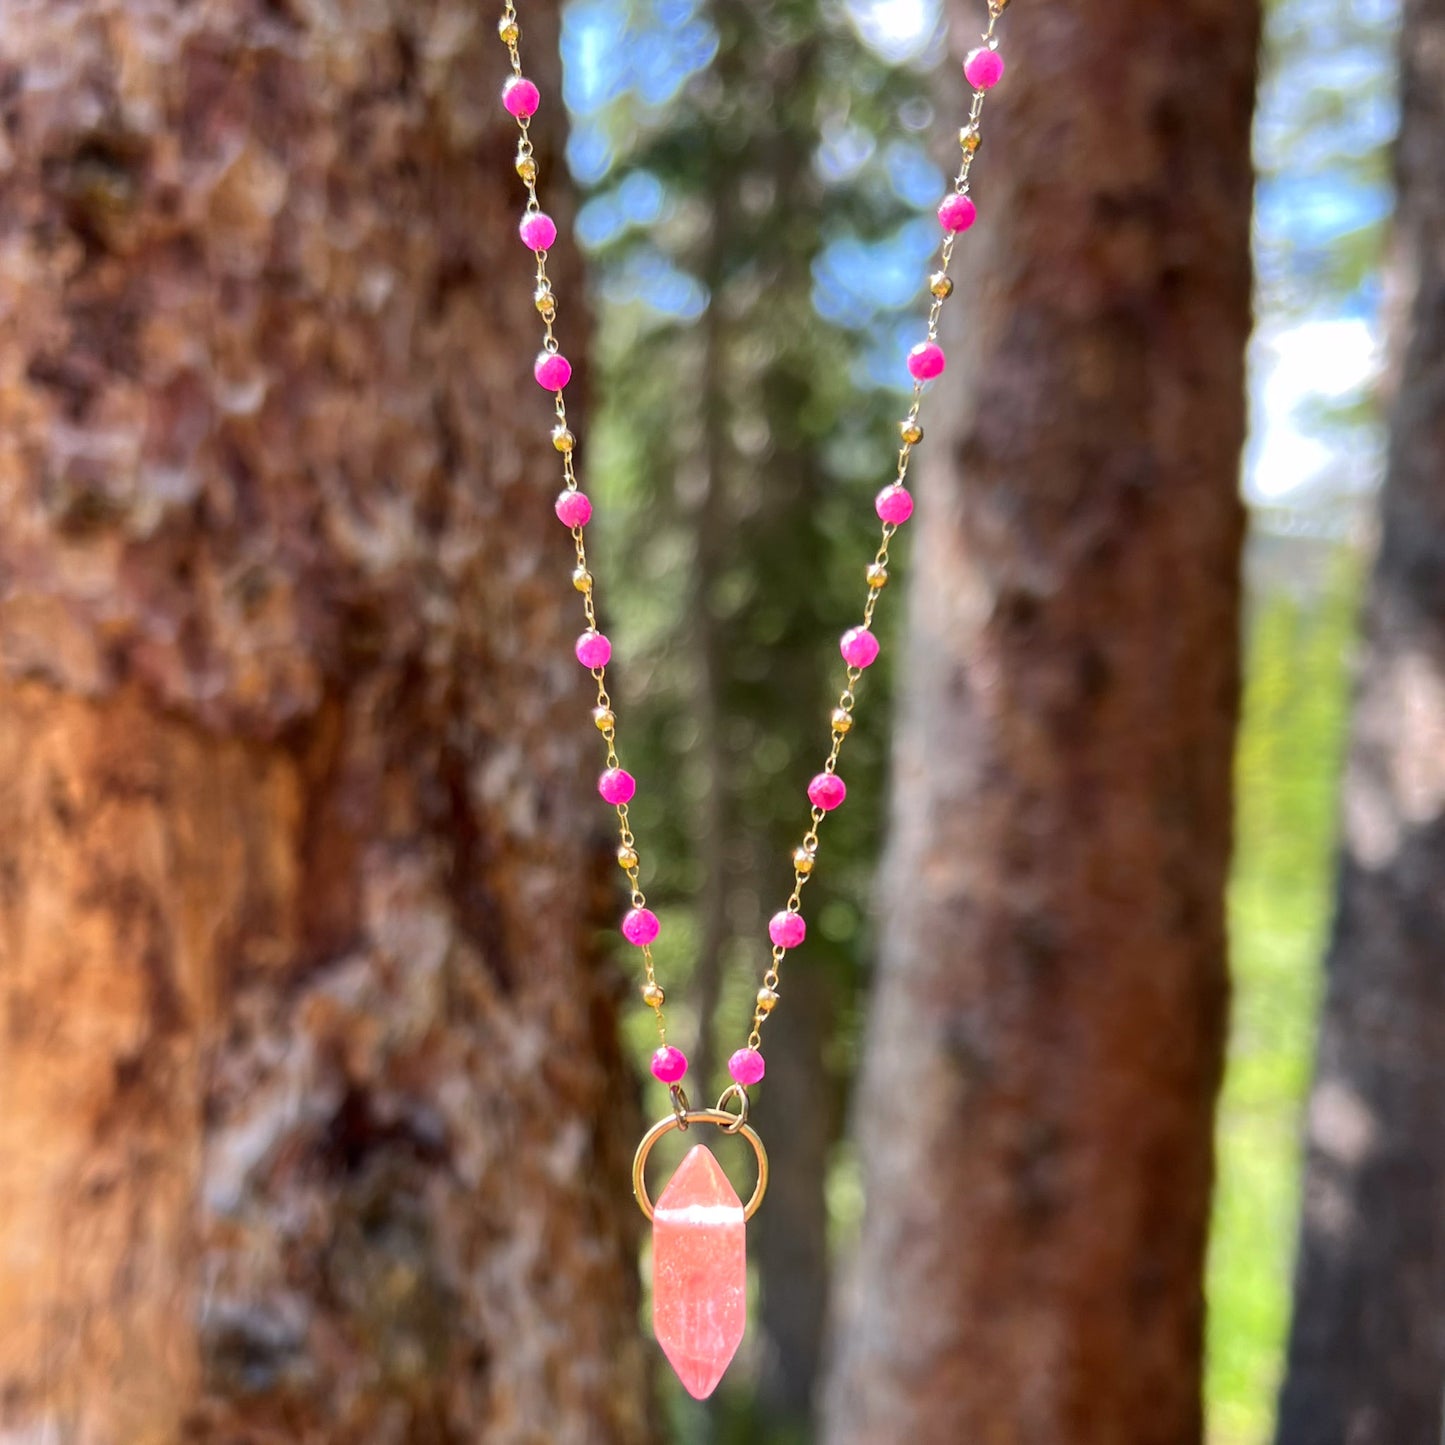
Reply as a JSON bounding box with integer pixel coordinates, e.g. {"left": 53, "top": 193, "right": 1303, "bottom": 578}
{"left": 1275, "top": 0, "right": 1445, "bottom": 1435}
{"left": 823, "top": 0, "right": 1259, "bottom": 1438}
{"left": 573, "top": 0, "right": 932, "bottom": 1429}
{"left": 0, "top": 5, "right": 651, "bottom": 1440}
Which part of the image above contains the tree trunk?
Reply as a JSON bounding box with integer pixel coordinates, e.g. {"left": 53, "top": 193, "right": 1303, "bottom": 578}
{"left": 821, "top": 2, "right": 1257, "bottom": 1441}
{"left": 1275, "top": 1, "right": 1445, "bottom": 1438}
{"left": 0, "top": 5, "right": 652, "bottom": 1443}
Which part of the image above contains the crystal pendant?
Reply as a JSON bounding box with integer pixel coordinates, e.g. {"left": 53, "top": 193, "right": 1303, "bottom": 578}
{"left": 651, "top": 1144, "right": 747, "bottom": 1399}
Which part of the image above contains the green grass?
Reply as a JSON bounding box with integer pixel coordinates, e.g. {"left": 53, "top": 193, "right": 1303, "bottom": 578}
{"left": 1205, "top": 548, "right": 1359, "bottom": 1444}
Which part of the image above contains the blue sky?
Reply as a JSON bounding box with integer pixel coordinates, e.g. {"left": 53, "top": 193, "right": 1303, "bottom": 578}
{"left": 562, "top": 0, "right": 1402, "bottom": 517}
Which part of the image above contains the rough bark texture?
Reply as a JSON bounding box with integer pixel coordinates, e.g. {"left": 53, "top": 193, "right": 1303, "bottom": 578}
{"left": 821, "top": 2, "right": 1257, "bottom": 1442}
{"left": 0, "top": 4, "right": 652, "bottom": 1443}
{"left": 1275, "top": 2, "right": 1445, "bottom": 1438}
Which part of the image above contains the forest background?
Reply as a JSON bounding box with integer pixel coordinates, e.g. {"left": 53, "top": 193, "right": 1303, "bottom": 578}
{"left": 570, "top": 0, "right": 1393, "bottom": 1440}
{"left": 0, "top": 0, "right": 1432, "bottom": 1442}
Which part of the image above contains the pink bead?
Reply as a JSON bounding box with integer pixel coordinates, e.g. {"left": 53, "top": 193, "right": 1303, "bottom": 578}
{"left": 519, "top": 211, "right": 557, "bottom": 250}
{"left": 555, "top": 490, "right": 592, "bottom": 528}
{"left": 768, "top": 911, "right": 806, "bottom": 949}
{"left": 964, "top": 47, "right": 1005, "bottom": 90}
{"left": 728, "top": 1048, "right": 766, "bottom": 1086}
{"left": 938, "top": 193, "right": 977, "bottom": 233}
{"left": 599, "top": 767, "right": 636, "bottom": 805}
{"left": 535, "top": 352, "right": 573, "bottom": 390}
{"left": 575, "top": 630, "right": 611, "bottom": 668}
{"left": 652, "top": 1045, "right": 688, "bottom": 1083}
{"left": 876, "top": 485, "right": 915, "bottom": 525}
{"left": 840, "top": 627, "right": 880, "bottom": 669}
{"left": 503, "top": 77, "right": 541, "bottom": 117}
{"left": 808, "top": 772, "right": 847, "bottom": 812}
{"left": 624, "top": 907, "right": 661, "bottom": 947}
{"left": 907, "top": 341, "right": 946, "bottom": 382}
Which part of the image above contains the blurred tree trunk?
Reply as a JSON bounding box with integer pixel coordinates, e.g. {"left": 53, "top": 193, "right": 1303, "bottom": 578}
{"left": 1275, "top": 1, "right": 1445, "bottom": 1439}
{"left": 0, "top": 5, "right": 653, "bottom": 1444}
{"left": 822, "top": 2, "right": 1257, "bottom": 1441}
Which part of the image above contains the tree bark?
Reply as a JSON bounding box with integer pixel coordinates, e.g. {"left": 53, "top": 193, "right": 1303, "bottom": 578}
{"left": 0, "top": 4, "right": 651, "bottom": 1443}
{"left": 821, "top": 2, "right": 1257, "bottom": 1441}
{"left": 1275, "top": 1, "right": 1445, "bottom": 1438}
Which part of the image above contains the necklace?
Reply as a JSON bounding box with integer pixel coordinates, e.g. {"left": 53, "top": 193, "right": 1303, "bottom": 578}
{"left": 496, "top": 0, "right": 1011, "bottom": 1401}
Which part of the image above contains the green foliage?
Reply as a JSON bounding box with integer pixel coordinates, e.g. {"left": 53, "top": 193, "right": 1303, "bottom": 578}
{"left": 1206, "top": 543, "right": 1362, "bottom": 1444}
{"left": 581, "top": 0, "right": 928, "bottom": 1111}
{"left": 1206, "top": 0, "right": 1397, "bottom": 1431}
{"left": 575, "top": 0, "right": 1396, "bottom": 1439}
{"left": 1254, "top": 0, "right": 1398, "bottom": 320}
{"left": 575, "top": 4, "right": 934, "bottom": 1431}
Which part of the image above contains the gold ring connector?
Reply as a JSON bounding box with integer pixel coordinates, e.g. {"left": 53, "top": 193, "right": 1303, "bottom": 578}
{"left": 714, "top": 1083, "right": 750, "bottom": 1134}
{"left": 632, "top": 1109, "right": 769, "bottom": 1223}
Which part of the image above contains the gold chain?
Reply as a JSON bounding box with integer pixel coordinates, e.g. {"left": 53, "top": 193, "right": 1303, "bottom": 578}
{"left": 497, "top": 0, "right": 1010, "bottom": 1072}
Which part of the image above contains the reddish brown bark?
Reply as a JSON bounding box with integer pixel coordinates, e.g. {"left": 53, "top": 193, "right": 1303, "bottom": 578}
{"left": 822, "top": 1, "right": 1258, "bottom": 1440}
{"left": 1275, "top": 1, "right": 1445, "bottom": 1437}
{"left": 0, "top": 4, "right": 651, "bottom": 1442}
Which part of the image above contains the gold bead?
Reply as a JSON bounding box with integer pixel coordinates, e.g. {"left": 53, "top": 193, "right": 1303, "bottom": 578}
{"left": 960, "top": 127, "right": 982, "bottom": 154}
{"left": 572, "top": 567, "right": 592, "bottom": 592}
{"left": 929, "top": 272, "right": 954, "bottom": 299}
{"left": 515, "top": 151, "right": 537, "bottom": 184}
{"left": 900, "top": 419, "right": 923, "bottom": 446}
{"left": 867, "top": 563, "right": 889, "bottom": 590}
{"left": 642, "top": 981, "right": 665, "bottom": 1009}
{"left": 552, "top": 425, "right": 575, "bottom": 453}
{"left": 831, "top": 708, "right": 853, "bottom": 735}
{"left": 618, "top": 844, "right": 640, "bottom": 871}
{"left": 793, "top": 846, "right": 816, "bottom": 875}
{"left": 756, "top": 987, "right": 780, "bottom": 1014}
{"left": 498, "top": 17, "right": 520, "bottom": 45}
{"left": 534, "top": 286, "right": 556, "bottom": 315}
{"left": 592, "top": 706, "right": 615, "bottom": 732}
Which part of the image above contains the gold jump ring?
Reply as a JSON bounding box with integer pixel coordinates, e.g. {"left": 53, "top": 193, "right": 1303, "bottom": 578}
{"left": 714, "top": 1083, "right": 750, "bottom": 1133}
{"left": 632, "top": 1110, "right": 769, "bottom": 1223}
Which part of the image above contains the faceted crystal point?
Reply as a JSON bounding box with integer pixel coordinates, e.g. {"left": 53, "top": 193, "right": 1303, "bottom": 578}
{"left": 652, "top": 1144, "right": 747, "bottom": 1400}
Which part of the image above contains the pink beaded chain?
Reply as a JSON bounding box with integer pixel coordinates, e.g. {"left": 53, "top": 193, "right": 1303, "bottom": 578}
{"left": 497, "top": 1, "right": 1010, "bottom": 1101}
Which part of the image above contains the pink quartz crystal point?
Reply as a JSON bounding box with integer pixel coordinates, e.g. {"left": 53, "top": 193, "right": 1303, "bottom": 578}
{"left": 555, "top": 489, "right": 592, "bottom": 528}
{"left": 652, "top": 1145, "right": 748, "bottom": 1400}
{"left": 502, "top": 76, "right": 541, "bottom": 117}
{"left": 964, "top": 47, "right": 1005, "bottom": 90}
{"left": 937, "top": 193, "right": 977, "bottom": 233}
{"left": 519, "top": 211, "right": 558, "bottom": 250}
{"left": 907, "top": 341, "right": 946, "bottom": 381}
